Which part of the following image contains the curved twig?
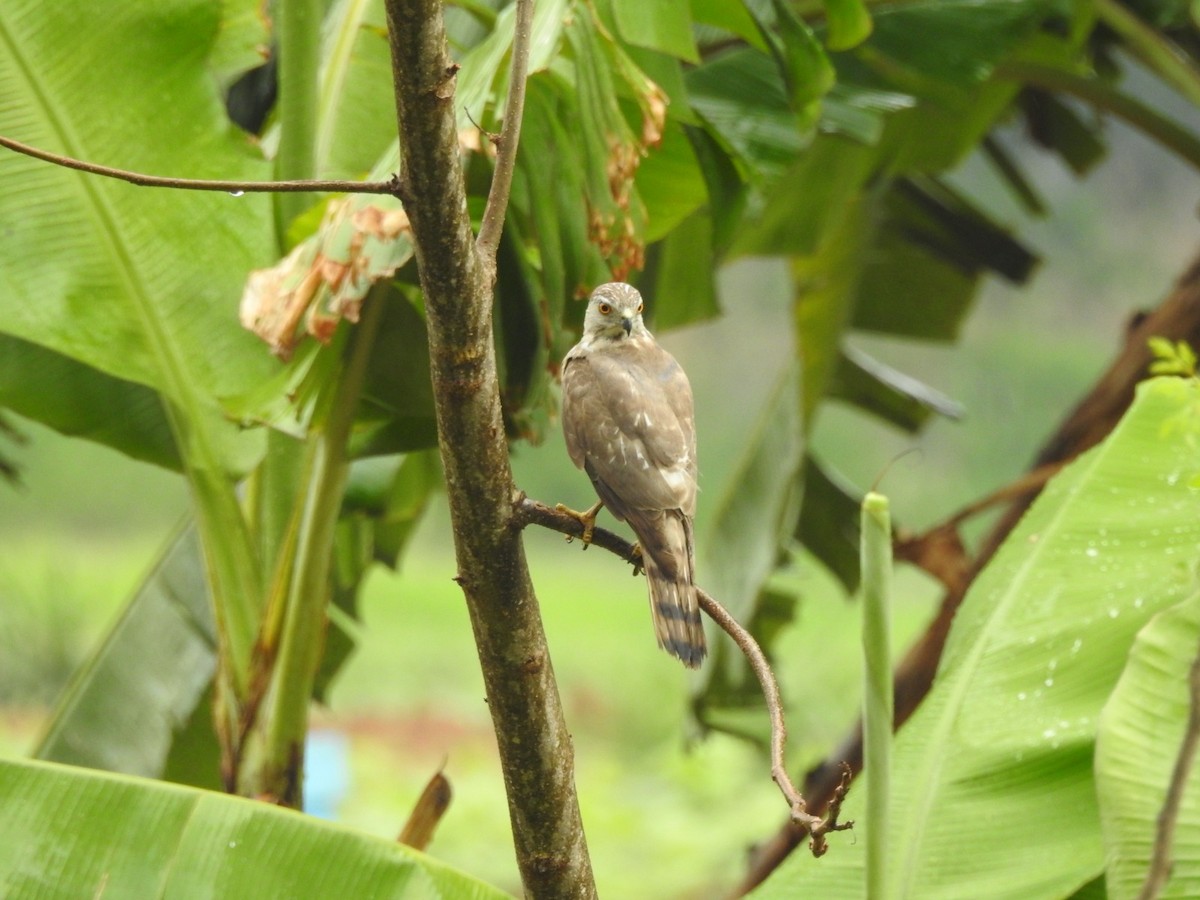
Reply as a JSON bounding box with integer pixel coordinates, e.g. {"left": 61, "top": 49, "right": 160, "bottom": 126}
{"left": 514, "top": 493, "right": 853, "bottom": 853}
{"left": 0, "top": 134, "right": 399, "bottom": 195}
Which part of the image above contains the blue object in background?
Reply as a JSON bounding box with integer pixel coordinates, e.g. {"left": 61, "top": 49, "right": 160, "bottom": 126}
{"left": 304, "top": 729, "right": 350, "bottom": 820}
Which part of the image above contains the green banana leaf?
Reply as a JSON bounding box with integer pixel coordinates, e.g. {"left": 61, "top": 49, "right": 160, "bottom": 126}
{"left": 0, "top": 757, "right": 512, "bottom": 899}
{"left": 758, "top": 376, "right": 1200, "bottom": 898}
{"left": 34, "top": 524, "right": 215, "bottom": 783}
{"left": 1096, "top": 593, "right": 1200, "bottom": 899}
{"left": 0, "top": 0, "right": 278, "bottom": 474}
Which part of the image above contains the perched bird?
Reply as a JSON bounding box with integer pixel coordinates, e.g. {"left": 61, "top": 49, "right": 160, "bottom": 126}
{"left": 558, "top": 282, "right": 705, "bottom": 668}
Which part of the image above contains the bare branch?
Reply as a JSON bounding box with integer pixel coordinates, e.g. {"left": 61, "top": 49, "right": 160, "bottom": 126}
{"left": 475, "top": 0, "right": 534, "bottom": 267}
{"left": 938, "top": 461, "right": 1065, "bottom": 533}
{"left": 894, "top": 463, "right": 1066, "bottom": 594}
{"left": 0, "top": 134, "right": 398, "bottom": 195}
{"left": 1139, "top": 634, "right": 1200, "bottom": 900}
{"left": 514, "top": 494, "right": 853, "bottom": 852}
{"left": 517, "top": 493, "right": 642, "bottom": 561}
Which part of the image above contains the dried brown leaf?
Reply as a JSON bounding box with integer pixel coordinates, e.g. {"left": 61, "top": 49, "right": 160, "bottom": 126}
{"left": 397, "top": 767, "right": 452, "bottom": 851}
{"left": 239, "top": 196, "right": 413, "bottom": 359}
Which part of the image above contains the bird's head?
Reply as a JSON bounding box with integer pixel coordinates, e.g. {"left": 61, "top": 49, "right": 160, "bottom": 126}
{"left": 582, "top": 282, "right": 647, "bottom": 343}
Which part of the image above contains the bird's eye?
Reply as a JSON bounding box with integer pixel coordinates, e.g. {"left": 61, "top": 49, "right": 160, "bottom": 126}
{"left": 637, "top": 301, "right": 644, "bottom": 314}
{"left": 598, "top": 302, "right": 612, "bottom": 315}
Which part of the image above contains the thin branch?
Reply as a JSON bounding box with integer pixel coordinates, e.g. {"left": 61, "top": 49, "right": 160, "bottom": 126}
{"left": 699, "top": 586, "right": 852, "bottom": 853}
{"left": 475, "top": 0, "right": 534, "bottom": 266}
{"left": 1139, "top": 633, "right": 1200, "bottom": 900}
{"left": 894, "top": 463, "right": 1065, "bottom": 593}
{"left": 937, "top": 462, "right": 1065, "bottom": 532}
{"left": 514, "top": 494, "right": 853, "bottom": 854}
{"left": 0, "top": 135, "right": 399, "bottom": 195}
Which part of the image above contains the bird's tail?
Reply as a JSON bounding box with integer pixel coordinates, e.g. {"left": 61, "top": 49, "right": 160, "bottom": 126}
{"left": 638, "top": 510, "right": 706, "bottom": 668}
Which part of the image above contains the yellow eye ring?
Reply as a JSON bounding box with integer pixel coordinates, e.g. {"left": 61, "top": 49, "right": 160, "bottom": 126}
{"left": 598, "top": 302, "right": 612, "bottom": 315}
{"left": 637, "top": 301, "right": 644, "bottom": 313}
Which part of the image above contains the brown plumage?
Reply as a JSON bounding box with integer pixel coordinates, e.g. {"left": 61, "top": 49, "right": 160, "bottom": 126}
{"left": 560, "top": 282, "right": 705, "bottom": 667}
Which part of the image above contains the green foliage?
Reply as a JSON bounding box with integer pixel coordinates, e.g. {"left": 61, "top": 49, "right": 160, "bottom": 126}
{"left": 860, "top": 491, "right": 894, "bottom": 900}
{"left": 1097, "top": 593, "right": 1200, "bottom": 899}
{"left": 1149, "top": 336, "right": 1199, "bottom": 377}
{"left": 0, "top": 336, "right": 179, "bottom": 470}
{"left": 0, "top": 0, "right": 277, "bottom": 467}
{"left": 612, "top": 0, "right": 698, "bottom": 62}
{"left": 0, "top": 757, "right": 511, "bottom": 899}
{"left": 34, "top": 526, "right": 215, "bottom": 783}
{"left": 694, "top": 364, "right": 804, "bottom": 735}
{"left": 759, "top": 377, "right": 1200, "bottom": 898}
{"left": 3, "top": 0, "right": 1200, "bottom": 893}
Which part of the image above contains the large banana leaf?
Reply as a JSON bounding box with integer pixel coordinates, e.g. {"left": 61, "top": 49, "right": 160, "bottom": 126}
{"left": 34, "top": 525, "right": 215, "bottom": 782}
{"left": 694, "top": 363, "right": 804, "bottom": 735}
{"left": 315, "top": 0, "right": 398, "bottom": 180}
{"left": 34, "top": 453, "right": 440, "bottom": 785}
{"left": 0, "top": 335, "right": 179, "bottom": 470}
{"left": 0, "top": 0, "right": 296, "bottom": 689}
{"left": 0, "top": 0, "right": 277, "bottom": 473}
{"left": 758, "top": 376, "right": 1200, "bottom": 898}
{"left": 0, "top": 757, "right": 511, "bottom": 899}
{"left": 1096, "top": 593, "right": 1200, "bottom": 899}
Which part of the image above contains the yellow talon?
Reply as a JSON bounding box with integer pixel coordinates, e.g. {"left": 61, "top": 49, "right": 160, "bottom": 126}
{"left": 629, "top": 543, "right": 644, "bottom": 577}
{"left": 555, "top": 500, "right": 604, "bottom": 546}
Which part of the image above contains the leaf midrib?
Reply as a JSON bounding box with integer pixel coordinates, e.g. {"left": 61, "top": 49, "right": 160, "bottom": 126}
{"left": 893, "top": 448, "right": 1100, "bottom": 897}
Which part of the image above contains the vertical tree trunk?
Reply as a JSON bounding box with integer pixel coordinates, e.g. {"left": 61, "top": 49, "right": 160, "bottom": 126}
{"left": 382, "top": 2, "right": 597, "bottom": 895}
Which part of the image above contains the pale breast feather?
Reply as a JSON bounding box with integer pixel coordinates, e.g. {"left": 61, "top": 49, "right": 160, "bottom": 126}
{"left": 566, "top": 345, "right": 696, "bottom": 513}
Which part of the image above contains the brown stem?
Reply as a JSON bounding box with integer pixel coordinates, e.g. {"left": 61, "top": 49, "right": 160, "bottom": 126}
{"left": 475, "top": 0, "right": 533, "bottom": 269}
{"left": 514, "top": 495, "right": 852, "bottom": 851}
{"left": 1139, "top": 634, "right": 1200, "bottom": 900}
{"left": 0, "top": 134, "right": 398, "bottom": 194}
{"left": 735, "top": 250, "right": 1200, "bottom": 894}
{"left": 382, "top": 2, "right": 595, "bottom": 896}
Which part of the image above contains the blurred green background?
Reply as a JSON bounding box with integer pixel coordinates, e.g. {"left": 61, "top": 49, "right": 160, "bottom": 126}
{"left": 2, "top": 94, "right": 1197, "bottom": 896}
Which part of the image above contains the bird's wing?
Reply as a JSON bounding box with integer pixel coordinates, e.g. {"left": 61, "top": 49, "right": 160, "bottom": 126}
{"left": 568, "top": 341, "right": 697, "bottom": 515}
{"left": 560, "top": 348, "right": 593, "bottom": 472}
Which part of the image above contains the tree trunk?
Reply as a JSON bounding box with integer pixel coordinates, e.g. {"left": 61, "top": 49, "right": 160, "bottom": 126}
{"left": 382, "top": 1, "right": 596, "bottom": 895}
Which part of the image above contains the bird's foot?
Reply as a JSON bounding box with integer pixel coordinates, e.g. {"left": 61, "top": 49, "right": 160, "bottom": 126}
{"left": 554, "top": 500, "right": 604, "bottom": 547}
{"left": 629, "top": 543, "right": 644, "bottom": 577}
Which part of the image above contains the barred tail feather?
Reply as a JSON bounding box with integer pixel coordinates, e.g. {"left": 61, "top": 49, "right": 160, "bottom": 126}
{"left": 634, "top": 509, "right": 706, "bottom": 668}
{"left": 646, "top": 561, "right": 705, "bottom": 667}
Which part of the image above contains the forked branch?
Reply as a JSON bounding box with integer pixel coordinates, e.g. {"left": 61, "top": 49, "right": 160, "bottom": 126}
{"left": 514, "top": 494, "right": 854, "bottom": 855}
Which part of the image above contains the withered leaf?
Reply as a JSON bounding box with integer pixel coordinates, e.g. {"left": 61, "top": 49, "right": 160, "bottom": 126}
{"left": 240, "top": 196, "right": 413, "bottom": 359}
{"left": 397, "top": 766, "right": 452, "bottom": 851}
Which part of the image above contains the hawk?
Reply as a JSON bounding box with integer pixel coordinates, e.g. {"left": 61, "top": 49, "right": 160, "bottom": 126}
{"left": 559, "top": 282, "right": 705, "bottom": 668}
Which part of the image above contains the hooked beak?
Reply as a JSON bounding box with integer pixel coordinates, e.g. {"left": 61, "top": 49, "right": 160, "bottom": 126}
{"left": 621, "top": 317, "right": 633, "bottom": 335}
